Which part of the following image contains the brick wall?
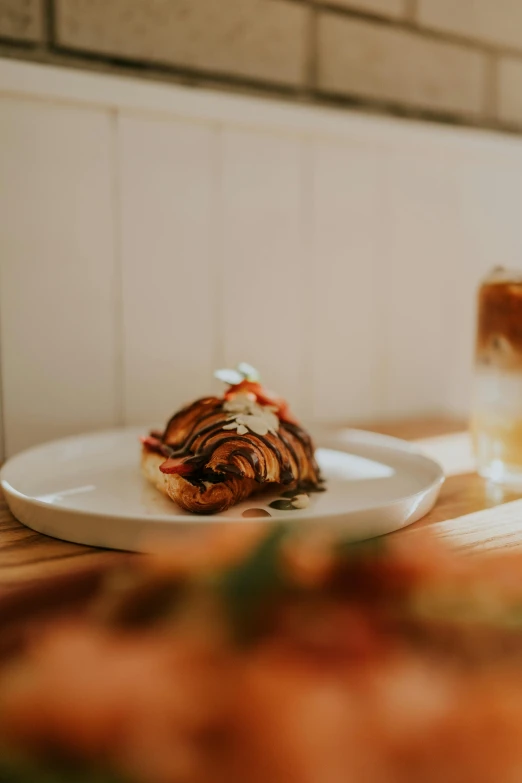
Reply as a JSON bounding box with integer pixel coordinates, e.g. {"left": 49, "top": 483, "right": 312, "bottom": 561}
{"left": 3, "top": 0, "right": 522, "bottom": 132}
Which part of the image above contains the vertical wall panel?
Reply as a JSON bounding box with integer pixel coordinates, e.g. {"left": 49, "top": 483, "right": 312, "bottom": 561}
{"left": 311, "top": 140, "right": 385, "bottom": 422}
{"left": 446, "top": 154, "right": 522, "bottom": 415}
{"left": 119, "top": 114, "right": 217, "bottom": 425}
{"left": 0, "top": 98, "right": 118, "bottom": 455}
{"left": 220, "top": 129, "right": 308, "bottom": 414}
{"left": 381, "top": 148, "right": 458, "bottom": 417}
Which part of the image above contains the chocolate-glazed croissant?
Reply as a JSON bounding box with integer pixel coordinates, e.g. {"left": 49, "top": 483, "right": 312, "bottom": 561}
{"left": 141, "top": 371, "right": 324, "bottom": 514}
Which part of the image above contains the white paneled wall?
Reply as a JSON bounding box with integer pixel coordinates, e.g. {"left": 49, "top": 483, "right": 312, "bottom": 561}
{"left": 1, "top": 59, "right": 522, "bottom": 458}
{"left": 119, "top": 115, "right": 218, "bottom": 425}
{"left": 311, "top": 141, "right": 385, "bottom": 421}
{"left": 221, "top": 129, "right": 308, "bottom": 414}
{"left": 0, "top": 97, "right": 119, "bottom": 455}
{"left": 383, "top": 148, "right": 458, "bottom": 417}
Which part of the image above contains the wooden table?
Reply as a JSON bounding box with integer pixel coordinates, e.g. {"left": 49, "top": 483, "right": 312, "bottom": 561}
{"left": 0, "top": 417, "right": 518, "bottom": 589}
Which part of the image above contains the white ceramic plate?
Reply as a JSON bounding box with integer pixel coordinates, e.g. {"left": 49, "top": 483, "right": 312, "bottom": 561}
{"left": 0, "top": 427, "right": 444, "bottom": 552}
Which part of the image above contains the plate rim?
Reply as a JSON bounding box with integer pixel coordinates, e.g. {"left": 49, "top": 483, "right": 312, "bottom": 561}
{"left": 0, "top": 426, "right": 445, "bottom": 527}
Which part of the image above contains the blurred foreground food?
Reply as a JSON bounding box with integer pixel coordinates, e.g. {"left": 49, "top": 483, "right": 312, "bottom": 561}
{"left": 1, "top": 524, "right": 522, "bottom": 783}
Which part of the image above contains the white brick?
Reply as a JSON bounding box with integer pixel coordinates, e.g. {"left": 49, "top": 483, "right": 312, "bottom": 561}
{"left": 316, "top": 0, "right": 405, "bottom": 20}
{"left": 498, "top": 57, "right": 522, "bottom": 125}
{"left": 418, "top": 0, "right": 522, "bottom": 52}
{"left": 317, "top": 14, "right": 486, "bottom": 117}
{"left": 55, "top": 0, "right": 309, "bottom": 88}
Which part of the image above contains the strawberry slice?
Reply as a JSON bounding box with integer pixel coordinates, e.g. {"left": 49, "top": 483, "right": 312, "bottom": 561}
{"left": 159, "top": 457, "right": 196, "bottom": 476}
{"left": 140, "top": 435, "right": 162, "bottom": 449}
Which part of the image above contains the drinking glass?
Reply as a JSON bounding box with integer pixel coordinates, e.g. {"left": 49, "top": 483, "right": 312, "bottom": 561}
{"left": 471, "top": 267, "right": 522, "bottom": 486}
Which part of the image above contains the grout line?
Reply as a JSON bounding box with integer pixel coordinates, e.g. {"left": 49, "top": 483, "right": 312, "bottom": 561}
{"left": 316, "top": 2, "right": 406, "bottom": 26}
{"left": 47, "top": 43, "right": 303, "bottom": 98}
{"left": 0, "top": 35, "right": 40, "bottom": 49}
{"left": 109, "top": 109, "right": 126, "bottom": 427}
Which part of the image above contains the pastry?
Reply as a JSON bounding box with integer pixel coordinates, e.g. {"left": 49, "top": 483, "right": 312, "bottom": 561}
{"left": 141, "top": 364, "right": 324, "bottom": 514}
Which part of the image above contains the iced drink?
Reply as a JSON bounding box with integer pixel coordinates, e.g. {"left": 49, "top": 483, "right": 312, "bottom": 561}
{"left": 472, "top": 268, "right": 522, "bottom": 485}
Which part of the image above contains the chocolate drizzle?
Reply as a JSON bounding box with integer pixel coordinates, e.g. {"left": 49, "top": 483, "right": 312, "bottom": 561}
{"left": 144, "top": 395, "right": 324, "bottom": 491}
